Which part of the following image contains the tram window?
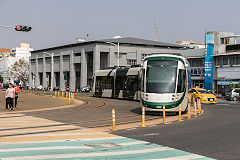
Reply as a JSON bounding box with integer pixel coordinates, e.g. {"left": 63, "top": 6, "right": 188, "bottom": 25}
{"left": 125, "top": 76, "right": 138, "bottom": 90}
{"left": 177, "top": 69, "right": 186, "bottom": 93}
{"left": 141, "top": 69, "right": 145, "bottom": 92}
{"left": 116, "top": 76, "right": 126, "bottom": 90}
{"left": 96, "top": 76, "right": 113, "bottom": 89}
{"left": 146, "top": 60, "right": 177, "bottom": 93}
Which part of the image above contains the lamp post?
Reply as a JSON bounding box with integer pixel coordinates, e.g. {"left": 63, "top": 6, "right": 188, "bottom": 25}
{"left": 106, "top": 42, "right": 120, "bottom": 67}
{"left": 43, "top": 52, "right": 54, "bottom": 92}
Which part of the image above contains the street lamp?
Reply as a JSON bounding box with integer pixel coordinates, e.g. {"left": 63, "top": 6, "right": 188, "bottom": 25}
{"left": 106, "top": 42, "right": 120, "bottom": 67}
{"left": 43, "top": 52, "right": 54, "bottom": 92}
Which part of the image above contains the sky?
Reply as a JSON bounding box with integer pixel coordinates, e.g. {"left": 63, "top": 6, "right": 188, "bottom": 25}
{"left": 0, "top": 0, "right": 239, "bottom": 50}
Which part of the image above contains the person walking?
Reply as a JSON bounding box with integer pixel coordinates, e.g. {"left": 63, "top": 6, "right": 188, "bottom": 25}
{"left": 5, "top": 83, "right": 15, "bottom": 111}
{"left": 14, "top": 83, "right": 20, "bottom": 110}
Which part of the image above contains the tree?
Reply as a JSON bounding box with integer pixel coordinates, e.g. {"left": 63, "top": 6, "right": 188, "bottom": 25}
{"left": 10, "top": 59, "right": 29, "bottom": 84}
{"left": 0, "top": 75, "right": 3, "bottom": 83}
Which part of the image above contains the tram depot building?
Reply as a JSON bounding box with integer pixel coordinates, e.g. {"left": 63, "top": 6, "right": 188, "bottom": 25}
{"left": 30, "top": 32, "right": 240, "bottom": 94}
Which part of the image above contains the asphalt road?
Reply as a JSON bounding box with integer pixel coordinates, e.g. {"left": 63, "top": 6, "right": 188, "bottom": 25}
{"left": 115, "top": 101, "right": 240, "bottom": 160}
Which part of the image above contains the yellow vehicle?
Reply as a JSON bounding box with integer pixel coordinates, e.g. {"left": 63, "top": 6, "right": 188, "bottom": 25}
{"left": 188, "top": 87, "right": 217, "bottom": 104}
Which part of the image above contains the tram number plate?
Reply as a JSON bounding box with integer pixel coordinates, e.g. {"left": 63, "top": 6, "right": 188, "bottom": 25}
{"left": 156, "top": 106, "right": 162, "bottom": 109}
{"left": 210, "top": 99, "right": 213, "bottom": 101}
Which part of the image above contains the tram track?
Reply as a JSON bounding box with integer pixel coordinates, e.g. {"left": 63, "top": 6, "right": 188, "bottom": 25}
{"left": 25, "top": 95, "right": 162, "bottom": 129}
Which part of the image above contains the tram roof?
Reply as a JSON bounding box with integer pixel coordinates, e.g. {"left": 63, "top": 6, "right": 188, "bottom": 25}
{"left": 94, "top": 67, "right": 141, "bottom": 77}
{"left": 94, "top": 69, "right": 115, "bottom": 76}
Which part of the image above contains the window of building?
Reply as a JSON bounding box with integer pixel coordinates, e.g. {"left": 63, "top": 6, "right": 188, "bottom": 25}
{"left": 189, "top": 59, "right": 204, "bottom": 67}
{"left": 45, "top": 57, "right": 51, "bottom": 63}
{"left": 216, "top": 57, "right": 222, "bottom": 66}
{"left": 74, "top": 53, "right": 81, "bottom": 56}
{"left": 141, "top": 53, "right": 150, "bottom": 60}
{"left": 236, "top": 56, "right": 240, "bottom": 65}
{"left": 223, "top": 57, "right": 228, "bottom": 65}
{"left": 127, "top": 59, "right": 137, "bottom": 65}
{"left": 224, "top": 38, "right": 230, "bottom": 45}
{"left": 63, "top": 55, "right": 70, "bottom": 61}
{"left": 230, "top": 56, "right": 236, "bottom": 65}
{"left": 54, "top": 56, "right": 60, "bottom": 63}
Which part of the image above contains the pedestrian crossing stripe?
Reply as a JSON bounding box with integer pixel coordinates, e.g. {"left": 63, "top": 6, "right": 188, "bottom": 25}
{"left": 0, "top": 138, "right": 214, "bottom": 160}
{"left": 0, "top": 113, "right": 214, "bottom": 160}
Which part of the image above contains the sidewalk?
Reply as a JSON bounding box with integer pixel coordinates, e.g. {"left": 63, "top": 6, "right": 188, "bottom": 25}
{"left": 0, "top": 90, "right": 69, "bottom": 112}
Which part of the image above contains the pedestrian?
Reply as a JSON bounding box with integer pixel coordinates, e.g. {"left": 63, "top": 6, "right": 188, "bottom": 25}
{"left": 5, "top": 83, "right": 15, "bottom": 111}
{"left": 14, "top": 83, "right": 20, "bottom": 110}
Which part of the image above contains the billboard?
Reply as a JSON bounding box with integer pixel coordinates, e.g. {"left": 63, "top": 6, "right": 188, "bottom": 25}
{"left": 204, "top": 34, "right": 214, "bottom": 90}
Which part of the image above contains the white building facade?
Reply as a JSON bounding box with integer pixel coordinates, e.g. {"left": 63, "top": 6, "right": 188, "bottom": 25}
{"left": 0, "top": 43, "right": 33, "bottom": 83}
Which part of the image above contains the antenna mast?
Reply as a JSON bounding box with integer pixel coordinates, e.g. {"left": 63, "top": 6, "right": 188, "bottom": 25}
{"left": 154, "top": 23, "right": 158, "bottom": 41}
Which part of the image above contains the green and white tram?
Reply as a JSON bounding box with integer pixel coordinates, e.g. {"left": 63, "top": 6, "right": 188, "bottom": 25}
{"left": 141, "top": 54, "right": 190, "bottom": 112}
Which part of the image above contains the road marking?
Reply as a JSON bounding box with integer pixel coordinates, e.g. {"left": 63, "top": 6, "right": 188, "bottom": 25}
{"left": 0, "top": 146, "right": 93, "bottom": 152}
{"left": 119, "top": 141, "right": 148, "bottom": 146}
{"left": 126, "top": 127, "right": 137, "bottom": 130}
{"left": 148, "top": 124, "right": 157, "bottom": 127}
{"left": 0, "top": 112, "right": 213, "bottom": 160}
{"left": 148, "top": 154, "right": 205, "bottom": 159}
{"left": 0, "top": 132, "right": 108, "bottom": 138}
{"left": 0, "top": 147, "right": 173, "bottom": 160}
{"left": 143, "top": 133, "right": 159, "bottom": 136}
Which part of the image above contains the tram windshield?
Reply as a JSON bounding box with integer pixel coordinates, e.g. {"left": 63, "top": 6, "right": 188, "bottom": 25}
{"left": 146, "top": 60, "right": 178, "bottom": 93}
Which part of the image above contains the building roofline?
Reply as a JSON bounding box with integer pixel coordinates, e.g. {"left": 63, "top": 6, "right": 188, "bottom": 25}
{"left": 32, "top": 37, "right": 183, "bottom": 53}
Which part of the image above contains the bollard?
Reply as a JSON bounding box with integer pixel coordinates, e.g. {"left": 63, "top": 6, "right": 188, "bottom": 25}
{"left": 197, "top": 99, "right": 201, "bottom": 114}
{"left": 199, "top": 99, "right": 202, "bottom": 113}
{"left": 62, "top": 91, "right": 64, "bottom": 97}
{"left": 58, "top": 91, "right": 60, "bottom": 98}
{"left": 178, "top": 104, "right": 181, "bottom": 121}
{"left": 72, "top": 93, "right": 75, "bottom": 103}
{"left": 142, "top": 107, "right": 145, "bottom": 127}
{"left": 22, "top": 88, "right": 23, "bottom": 92}
{"left": 54, "top": 91, "right": 57, "bottom": 97}
{"left": 66, "top": 92, "right": 68, "bottom": 99}
{"left": 71, "top": 93, "right": 73, "bottom": 103}
{"left": 112, "top": 109, "right": 116, "bottom": 131}
{"left": 194, "top": 100, "right": 197, "bottom": 116}
{"left": 68, "top": 92, "right": 71, "bottom": 104}
{"left": 163, "top": 105, "right": 166, "bottom": 124}
{"left": 187, "top": 102, "right": 191, "bottom": 119}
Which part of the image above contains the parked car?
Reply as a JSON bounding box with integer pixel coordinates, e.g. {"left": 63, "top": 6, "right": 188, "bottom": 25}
{"left": 188, "top": 87, "right": 217, "bottom": 104}
{"left": 36, "top": 85, "right": 44, "bottom": 90}
{"left": 225, "top": 88, "right": 240, "bottom": 101}
{"left": 80, "top": 85, "right": 91, "bottom": 92}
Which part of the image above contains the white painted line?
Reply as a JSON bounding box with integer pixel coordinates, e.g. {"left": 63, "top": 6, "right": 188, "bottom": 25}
{"left": 0, "top": 128, "right": 83, "bottom": 134}
{"left": 148, "top": 154, "right": 204, "bottom": 160}
{"left": 0, "top": 136, "right": 124, "bottom": 144}
{"left": 126, "top": 128, "right": 137, "bottom": 130}
{"left": 165, "top": 122, "right": 172, "bottom": 124}
{"left": 2, "top": 132, "right": 108, "bottom": 137}
{"left": 0, "top": 113, "right": 24, "bottom": 116}
{"left": 0, "top": 123, "right": 63, "bottom": 126}
{"left": 1, "top": 147, "right": 173, "bottom": 160}
{"left": 119, "top": 141, "right": 148, "bottom": 146}
{"left": 148, "top": 125, "right": 157, "bottom": 127}
{"left": 143, "top": 133, "right": 159, "bottom": 136}
{"left": 0, "top": 124, "right": 83, "bottom": 130}
{"left": 0, "top": 146, "right": 93, "bottom": 152}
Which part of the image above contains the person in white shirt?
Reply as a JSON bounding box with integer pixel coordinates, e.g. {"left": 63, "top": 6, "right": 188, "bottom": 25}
{"left": 5, "top": 83, "right": 15, "bottom": 110}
